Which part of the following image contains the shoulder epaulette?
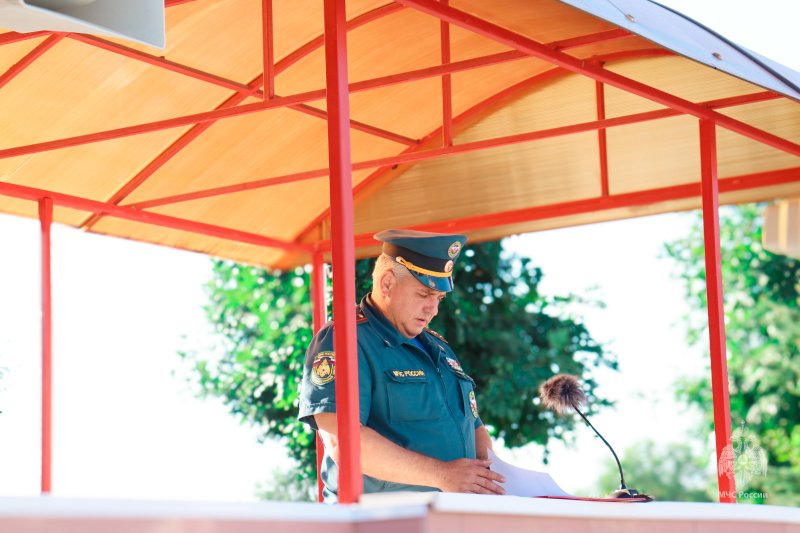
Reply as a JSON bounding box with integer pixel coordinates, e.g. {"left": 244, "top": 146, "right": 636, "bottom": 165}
{"left": 424, "top": 327, "right": 447, "bottom": 343}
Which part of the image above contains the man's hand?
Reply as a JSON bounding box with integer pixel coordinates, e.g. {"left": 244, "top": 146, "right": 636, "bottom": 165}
{"left": 316, "top": 413, "right": 506, "bottom": 495}
{"left": 435, "top": 458, "right": 506, "bottom": 495}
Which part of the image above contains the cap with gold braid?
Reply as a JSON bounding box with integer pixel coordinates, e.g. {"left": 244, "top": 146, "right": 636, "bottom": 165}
{"left": 374, "top": 229, "right": 468, "bottom": 292}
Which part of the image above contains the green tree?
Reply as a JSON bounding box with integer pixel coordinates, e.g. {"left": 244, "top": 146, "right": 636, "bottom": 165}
{"left": 182, "top": 240, "right": 616, "bottom": 494}
{"left": 594, "top": 440, "right": 713, "bottom": 502}
{"left": 255, "top": 463, "right": 316, "bottom": 502}
{"left": 665, "top": 204, "right": 800, "bottom": 505}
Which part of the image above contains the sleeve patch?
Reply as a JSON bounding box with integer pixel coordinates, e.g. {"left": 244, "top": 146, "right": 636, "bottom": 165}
{"left": 311, "top": 351, "right": 336, "bottom": 385}
{"left": 469, "top": 391, "right": 479, "bottom": 418}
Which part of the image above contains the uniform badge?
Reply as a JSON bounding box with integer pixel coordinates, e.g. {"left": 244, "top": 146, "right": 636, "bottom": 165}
{"left": 446, "top": 357, "right": 463, "bottom": 373}
{"left": 311, "top": 351, "right": 335, "bottom": 385}
{"left": 444, "top": 260, "right": 453, "bottom": 273}
{"left": 469, "top": 391, "right": 478, "bottom": 418}
{"left": 391, "top": 370, "right": 426, "bottom": 378}
{"left": 448, "top": 241, "right": 461, "bottom": 258}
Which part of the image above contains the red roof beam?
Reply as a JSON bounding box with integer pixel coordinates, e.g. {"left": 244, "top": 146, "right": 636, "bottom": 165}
{"left": 596, "top": 78, "right": 609, "bottom": 197}
{"left": 0, "top": 34, "right": 64, "bottom": 91}
{"left": 333, "top": 164, "right": 800, "bottom": 251}
{"left": 347, "top": 29, "right": 637, "bottom": 94}
{"left": 127, "top": 167, "right": 330, "bottom": 210}
{"left": 0, "top": 181, "right": 312, "bottom": 252}
{"left": 67, "top": 34, "right": 257, "bottom": 95}
{"left": 292, "top": 53, "right": 667, "bottom": 244}
{"left": 262, "top": 0, "right": 275, "bottom": 99}
{"left": 272, "top": 3, "right": 406, "bottom": 78}
{"left": 68, "top": 27, "right": 632, "bottom": 119}
{"left": 0, "top": 47, "right": 780, "bottom": 164}
{"left": 289, "top": 102, "right": 418, "bottom": 146}
{"left": 0, "top": 49, "right": 591, "bottom": 159}
{"left": 164, "top": 0, "right": 200, "bottom": 7}
{"left": 125, "top": 89, "right": 780, "bottom": 211}
{"left": 0, "top": 31, "right": 53, "bottom": 46}
{"left": 47, "top": 36, "right": 419, "bottom": 149}
{"left": 550, "top": 28, "right": 631, "bottom": 50}
{"left": 0, "top": 88, "right": 326, "bottom": 160}
{"left": 79, "top": 77, "right": 265, "bottom": 230}
{"left": 395, "top": 0, "right": 800, "bottom": 159}
{"left": 69, "top": 4, "right": 408, "bottom": 99}
{"left": 440, "top": 0, "right": 453, "bottom": 147}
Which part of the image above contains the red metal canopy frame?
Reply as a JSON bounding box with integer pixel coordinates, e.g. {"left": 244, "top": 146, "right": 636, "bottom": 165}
{"left": 4, "top": 0, "right": 797, "bottom": 504}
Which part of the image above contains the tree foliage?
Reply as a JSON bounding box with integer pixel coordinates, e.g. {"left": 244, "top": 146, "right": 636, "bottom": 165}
{"left": 182, "top": 240, "right": 616, "bottom": 488}
{"left": 664, "top": 204, "right": 800, "bottom": 505}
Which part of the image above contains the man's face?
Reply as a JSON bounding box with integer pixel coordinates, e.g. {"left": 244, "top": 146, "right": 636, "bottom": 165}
{"left": 384, "top": 273, "right": 446, "bottom": 338}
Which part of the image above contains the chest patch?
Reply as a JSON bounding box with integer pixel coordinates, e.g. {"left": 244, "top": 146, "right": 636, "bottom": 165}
{"left": 446, "top": 357, "right": 463, "bottom": 373}
{"left": 311, "top": 351, "right": 336, "bottom": 385}
{"left": 391, "top": 370, "right": 426, "bottom": 378}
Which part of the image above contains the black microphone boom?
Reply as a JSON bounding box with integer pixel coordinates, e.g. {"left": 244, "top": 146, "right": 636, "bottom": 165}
{"left": 539, "top": 374, "right": 650, "bottom": 500}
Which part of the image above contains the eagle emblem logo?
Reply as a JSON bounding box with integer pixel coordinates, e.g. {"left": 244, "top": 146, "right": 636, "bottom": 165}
{"left": 311, "top": 352, "right": 336, "bottom": 385}
{"left": 448, "top": 241, "right": 461, "bottom": 258}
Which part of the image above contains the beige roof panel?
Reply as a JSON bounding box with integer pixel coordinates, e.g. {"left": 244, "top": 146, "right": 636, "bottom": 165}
{"left": 1, "top": 0, "right": 799, "bottom": 267}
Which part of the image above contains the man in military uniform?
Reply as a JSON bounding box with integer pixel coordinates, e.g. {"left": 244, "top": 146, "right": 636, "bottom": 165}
{"left": 298, "top": 229, "right": 505, "bottom": 502}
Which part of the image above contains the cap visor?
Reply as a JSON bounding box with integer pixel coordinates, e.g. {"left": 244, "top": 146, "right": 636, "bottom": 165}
{"left": 409, "top": 271, "right": 454, "bottom": 292}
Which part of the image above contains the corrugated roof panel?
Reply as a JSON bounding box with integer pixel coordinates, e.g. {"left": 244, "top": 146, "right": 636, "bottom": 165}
{"left": 559, "top": 0, "right": 800, "bottom": 100}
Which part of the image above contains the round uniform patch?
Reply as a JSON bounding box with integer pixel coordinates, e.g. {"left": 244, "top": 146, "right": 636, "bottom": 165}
{"left": 469, "top": 391, "right": 478, "bottom": 418}
{"left": 444, "top": 260, "right": 454, "bottom": 273}
{"left": 448, "top": 241, "right": 462, "bottom": 258}
{"left": 311, "top": 351, "right": 336, "bottom": 385}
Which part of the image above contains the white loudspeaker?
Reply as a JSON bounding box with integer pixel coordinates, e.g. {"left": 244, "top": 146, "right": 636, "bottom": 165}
{"left": 0, "top": 0, "right": 165, "bottom": 49}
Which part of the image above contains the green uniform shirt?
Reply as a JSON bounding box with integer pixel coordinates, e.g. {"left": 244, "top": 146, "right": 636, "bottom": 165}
{"left": 298, "top": 294, "right": 483, "bottom": 503}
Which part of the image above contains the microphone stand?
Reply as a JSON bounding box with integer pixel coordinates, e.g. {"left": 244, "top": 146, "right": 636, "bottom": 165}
{"left": 571, "top": 401, "right": 646, "bottom": 499}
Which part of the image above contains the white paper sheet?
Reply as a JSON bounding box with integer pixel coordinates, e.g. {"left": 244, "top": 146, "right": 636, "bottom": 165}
{"left": 487, "top": 449, "right": 573, "bottom": 498}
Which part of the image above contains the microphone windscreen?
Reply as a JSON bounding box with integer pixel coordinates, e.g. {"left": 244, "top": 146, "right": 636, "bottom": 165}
{"left": 540, "top": 374, "right": 588, "bottom": 413}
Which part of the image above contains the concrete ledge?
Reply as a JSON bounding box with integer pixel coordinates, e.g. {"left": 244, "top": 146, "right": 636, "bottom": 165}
{"left": 361, "top": 491, "right": 800, "bottom": 524}
{"left": 0, "top": 495, "right": 428, "bottom": 522}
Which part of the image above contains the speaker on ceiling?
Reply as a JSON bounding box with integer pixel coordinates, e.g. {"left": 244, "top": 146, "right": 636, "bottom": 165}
{"left": 0, "top": 0, "right": 165, "bottom": 49}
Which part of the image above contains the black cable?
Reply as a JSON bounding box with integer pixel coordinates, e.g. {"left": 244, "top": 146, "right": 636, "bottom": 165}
{"left": 571, "top": 401, "right": 626, "bottom": 490}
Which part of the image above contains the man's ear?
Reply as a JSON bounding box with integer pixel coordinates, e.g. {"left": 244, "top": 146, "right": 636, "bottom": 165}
{"left": 379, "top": 269, "right": 396, "bottom": 296}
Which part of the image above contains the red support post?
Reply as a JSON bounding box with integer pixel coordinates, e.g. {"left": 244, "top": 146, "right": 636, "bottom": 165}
{"left": 323, "top": 0, "right": 363, "bottom": 504}
{"left": 699, "top": 119, "right": 736, "bottom": 504}
{"left": 311, "top": 251, "right": 328, "bottom": 503}
{"left": 38, "top": 197, "right": 53, "bottom": 494}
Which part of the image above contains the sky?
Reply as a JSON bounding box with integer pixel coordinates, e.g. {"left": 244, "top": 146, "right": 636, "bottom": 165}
{"left": 0, "top": 0, "right": 798, "bottom": 502}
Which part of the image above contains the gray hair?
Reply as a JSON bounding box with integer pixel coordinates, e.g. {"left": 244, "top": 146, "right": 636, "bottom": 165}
{"left": 372, "top": 253, "right": 412, "bottom": 288}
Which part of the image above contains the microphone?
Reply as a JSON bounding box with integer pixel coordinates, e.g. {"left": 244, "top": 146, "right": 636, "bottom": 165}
{"left": 539, "top": 374, "right": 650, "bottom": 500}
